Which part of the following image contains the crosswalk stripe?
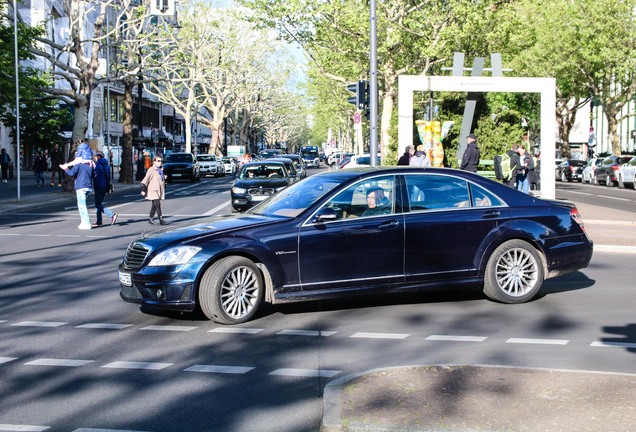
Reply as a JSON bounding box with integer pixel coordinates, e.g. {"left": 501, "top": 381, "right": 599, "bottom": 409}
{"left": 140, "top": 325, "right": 197, "bottom": 332}
{"left": 277, "top": 330, "right": 337, "bottom": 337}
{"left": 208, "top": 327, "right": 264, "bottom": 334}
{"left": 183, "top": 365, "right": 255, "bottom": 374}
{"left": 269, "top": 368, "right": 340, "bottom": 378}
{"left": 11, "top": 321, "right": 67, "bottom": 328}
{"left": 76, "top": 323, "right": 133, "bottom": 330}
{"left": 350, "top": 332, "right": 409, "bottom": 340}
{"left": 0, "top": 424, "right": 50, "bottom": 431}
{"left": 507, "top": 338, "right": 569, "bottom": 345}
{"left": 25, "top": 359, "right": 94, "bottom": 367}
{"left": 426, "top": 335, "right": 487, "bottom": 342}
{"left": 0, "top": 357, "right": 17, "bottom": 364}
{"left": 102, "top": 361, "right": 172, "bottom": 370}
{"left": 591, "top": 341, "right": 636, "bottom": 349}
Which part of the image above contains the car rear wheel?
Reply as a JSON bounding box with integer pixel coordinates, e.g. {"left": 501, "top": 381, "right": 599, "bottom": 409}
{"left": 199, "top": 256, "right": 263, "bottom": 324}
{"left": 483, "top": 240, "right": 544, "bottom": 304}
{"left": 605, "top": 176, "right": 614, "bottom": 187}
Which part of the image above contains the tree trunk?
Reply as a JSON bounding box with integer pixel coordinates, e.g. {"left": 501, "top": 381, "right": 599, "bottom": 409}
{"left": 119, "top": 80, "right": 136, "bottom": 183}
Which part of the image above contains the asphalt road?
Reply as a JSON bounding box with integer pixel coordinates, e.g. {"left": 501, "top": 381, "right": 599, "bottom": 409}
{"left": 1, "top": 172, "right": 635, "bottom": 432}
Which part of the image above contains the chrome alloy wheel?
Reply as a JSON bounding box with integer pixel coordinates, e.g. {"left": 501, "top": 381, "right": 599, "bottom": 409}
{"left": 220, "top": 265, "right": 260, "bottom": 319}
{"left": 494, "top": 247, "right": 539, "bottom": 297}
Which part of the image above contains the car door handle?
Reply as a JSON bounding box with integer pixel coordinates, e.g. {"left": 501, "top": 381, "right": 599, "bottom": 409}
{"left": 379, "top": 220, "right": 400, "bottom": 229}
{"left": 482, "top": 210, "right": 500, "bottom": 218}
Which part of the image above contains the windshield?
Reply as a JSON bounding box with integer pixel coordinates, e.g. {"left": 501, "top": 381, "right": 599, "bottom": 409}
{"left": 197, "top": 155, "right": 216, "bottom": 162}
{"left": 249, "top": 175, "right": 341, "bottom": 217}
{"left": 166, "top": 154, "right": 193, "bottom": 163}
{"left": 239, "top": 164, "right": 288, "bottom": 179}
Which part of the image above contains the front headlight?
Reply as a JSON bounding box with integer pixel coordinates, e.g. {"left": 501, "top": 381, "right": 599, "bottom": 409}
{"left": 148, "top": 246, "right": 201, "bottom": 266}
{"left": 232, "top": 186, "right": 247, "bottom": 194}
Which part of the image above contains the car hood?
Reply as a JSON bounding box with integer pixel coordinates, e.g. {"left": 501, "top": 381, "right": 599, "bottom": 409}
{"left": 233, "top": 178, "right": 290, "bottom": 188}
{"left": 138, "top": 214, "right": 283, "bottom": 246}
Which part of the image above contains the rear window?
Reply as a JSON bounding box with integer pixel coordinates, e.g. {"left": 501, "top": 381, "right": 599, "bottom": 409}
{"left": 617, "top": 156, "right": 633, "bottom": 164}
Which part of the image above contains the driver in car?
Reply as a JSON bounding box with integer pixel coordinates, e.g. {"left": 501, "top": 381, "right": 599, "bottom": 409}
{"left": 362, "top": 186, "right": 391, "bottom": 217}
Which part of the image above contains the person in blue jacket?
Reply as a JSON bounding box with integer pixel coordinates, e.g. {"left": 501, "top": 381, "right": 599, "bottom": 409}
{"left": 61, "top": 142, "right": 95, "bottom": 230}
{"left": 92, "top": 151, "right": 118, "bottom": 227}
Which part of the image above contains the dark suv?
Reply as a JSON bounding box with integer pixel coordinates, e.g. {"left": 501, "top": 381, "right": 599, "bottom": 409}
{"left": 163, "top": 152, "right": 200, "bottom": 183}
{"left": 556, "top": 159, "right": 586, "bottom": 182}
{"left": 595, "top": 155, "right": 633, "bottom": 187}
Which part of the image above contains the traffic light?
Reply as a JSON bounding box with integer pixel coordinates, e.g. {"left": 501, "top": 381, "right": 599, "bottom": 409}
{"left": 346, "top": 80, "right": 368, "bottom": 111}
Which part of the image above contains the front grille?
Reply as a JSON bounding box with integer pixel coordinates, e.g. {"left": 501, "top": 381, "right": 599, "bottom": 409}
{"left": 124, "top": 242, "right": 150, "bottom": 268}
{"left": 248, "top": 187, "right": 275, "bottom": 196}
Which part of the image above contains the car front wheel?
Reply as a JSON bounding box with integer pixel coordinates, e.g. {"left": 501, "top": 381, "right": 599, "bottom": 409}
{"left": 483, "top": 240, "right": 544, "bottom": 304}
{"left": 199, "top": 256, "right": 264, "bottom": 324}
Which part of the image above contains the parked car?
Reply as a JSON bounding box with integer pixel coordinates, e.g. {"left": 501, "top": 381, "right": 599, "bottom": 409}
{"left": 278, "top": 153, "right": 307, "bottom": 179}
{"left": 328, "top": 152, "right": 355, "bottom": 168}
{"left": 595, "top": 155, "right": 634, "bottom": 187}
{"left": 118, "top": 167, "right": 593, "bottom": 325}
{"left": 618, "top": 157, "right": 636, "bottom": 189}
{"left": 221, "top": 157, "right": 238, "bottom": 176}
{"left": 196, "top": 154, "right": 224, "bottom": 177}
{"left": 229, "top": 161, "right": 293, "bottom": 212}
{"left": 340, "top": 153, "right": 381, "bottom": 169}
{"left": 163, "top": 152, "right": 200, "bottom": 183}
{"left": 555, "top": 159, "right": 586, "bottom": 182}
{"left": 582, "top": 157, "right": 603, "bottom": 184}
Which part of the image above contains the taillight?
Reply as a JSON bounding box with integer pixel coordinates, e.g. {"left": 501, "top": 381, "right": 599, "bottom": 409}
{"left": 571, "top": 208, "right": 586, "bottom": 233}
{"left": 570, "top": 166, "right": 575, "bottom": 172}
{"left": 611, "top": 165, "right": 620, "bottom": 171}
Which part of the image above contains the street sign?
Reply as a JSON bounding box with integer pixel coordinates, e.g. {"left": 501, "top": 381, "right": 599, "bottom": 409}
{"left": 353, "top": 111, "right": 362, "bottom": 124}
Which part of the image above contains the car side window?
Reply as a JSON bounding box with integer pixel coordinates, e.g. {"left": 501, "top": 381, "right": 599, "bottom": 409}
{"left": 469, "top": 183, "right": 504, "bottom": 207}
{"left": 404, "top": 174, "right": 470, "bottom": 211}
{"left": 324, "top": 175, "right": 395, "bottom": 220}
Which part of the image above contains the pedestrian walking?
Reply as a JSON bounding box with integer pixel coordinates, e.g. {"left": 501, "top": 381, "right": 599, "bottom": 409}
{"left": 397, "top": 145, "right": 415, "bottom": 166}
{"left": 459, "top": 134, "right": 480, "bottom": 172}
{"left": 50, "top": 143, "right": 66, "bottom": 187}
{"left": 92, "top": 151, "right": 118, "bottom": 227}
{"left": 60, "top": 144, "right": 94, "bottom": 230}
{"left": 1, "top": 148, "right": 12, "bottom": 183}
{"left": 141, "top": 156, "right": 167, "bottom": 225}
{"left": 33, "top": 150, "right": 48, "bottom": 187}
{"left": 516, "top": 144, "right": 534, "bottom": 194}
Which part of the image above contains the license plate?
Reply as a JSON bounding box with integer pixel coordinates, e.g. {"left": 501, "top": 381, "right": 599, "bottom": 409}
{"left": 119, "top": 271, "right": 132, "bottom": 286}
{"left": 252, "top": 195, "right": 269, "bottom": 201}
{"left": 173, "top": 173, "right": 182, "bottom": 177}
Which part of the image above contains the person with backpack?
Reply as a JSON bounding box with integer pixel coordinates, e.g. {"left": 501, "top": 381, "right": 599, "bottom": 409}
{"left": 494, "top": 144, "right": 521, "bottom": 188}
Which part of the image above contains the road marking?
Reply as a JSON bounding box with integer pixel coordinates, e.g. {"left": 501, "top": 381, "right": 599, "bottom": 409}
{"left": 203, "top": 201, "right": 231, "bottom": 216}
{"left": 269, "top": 368, "right": 340, "bottom": 378}
{"left": 426, "top": 335, "right": 487, "bottom": 342}
{"left": 0, "top": 357, "right": 17, "bottom": 364}
{"left": 25, "top": 234, "right": 50, "bottom": 237}
{"left": 73, "top": 429, "right": 153, "bottom": 432}
{"left": 0, "top": 233, "right": 21, "bottom": 236}
{"left": 591, "top": 341, "right": 636, "bottom": 349}
{"left": 506, "top": 338, "right": 569, "bottom": 345}
{"left": 277, "top": 330, "right": 337, "bottom": 337}
{"left": 57, "top": 234, "right": 81, "bottom": 238}
{"left": 0, "top": 320, "right": 6, "bottom": 323}
{"left": 350, "top": 332, "right": 409, "bottom": 340}
{"left": 140, "top": 325, "right": 197, "bottom": 332}
{"left": 208, "top": 327, "right": 264, "bottom": 334}
{"left": 25, "top": 359, "right": 94, "bottom": 367}
{"left": 183, "top": 365, "right": 255, "bottom": 374}
{"left": 0, "top": 424, "right": 50, "bottom": 431}
{"left": 11, "top": 321, "right": 67, "bottom": 328}
{"left": 76, "top": 323, "right": 133, "bottom": 330}
{"left": 102, "top": 361, "right": 172, "bottom": 370}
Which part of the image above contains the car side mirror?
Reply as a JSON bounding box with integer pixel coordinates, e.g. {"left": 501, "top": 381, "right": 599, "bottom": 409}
{"left": 313, "top": 207, "right": 337, "bottom": 223}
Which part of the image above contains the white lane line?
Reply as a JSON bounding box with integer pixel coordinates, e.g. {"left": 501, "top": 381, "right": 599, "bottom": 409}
{"left": 426, "top": 335, "right": 487, "bottom": 342}
{"left": 208, "top": 327, "right": 264, "bottom": 334}
{"left": 0, "top": 320, "right": 6, "bottom": 323}
{"left": 269, "top": 368, "right": 340, "bottom": 378}
{"left": 25, "top": 234, "right": 51, "bottom": 237}
{"left": 76, "top": 323, "right": 133, "bottom": 330}
{"left": 183, "top": 365, "right": 255, "bottom": 374}
{"left": 277, "top": 330, "right": 337, "bottom": 337}
{"left": 11, "top": 321, "right": 67, "bottom": 328}
{"left": 350, "top": 332, "right": 409, "bottom": 340}
{"left": 73, "top": 429, "right": 153, "bottom": 432}
{"left": 57, "top": 234, "right": 81, "bottom": 238}
{"left": 506, "top": 338, "right": 569, "bottom": 345}
{"left": 0, "top": 233, "right": 22, "bottom": 236}
{"left": 0, "top": 357, "right": 17, "bottom": 364}
{"left": 591, "top": 341, "right": 636, "bottom": 349}
{"left": 25, "top": 359, "right": 94, "bottom": 367}
{"left": 102, "top": 361, "right": 172, "bottom": 370}
{"left": 203, "top": 201, "right": 231, "bottom": 216}
{"left": 0, "top": 424, "right": 50, "bottom": 431}
{"left": 140, "top": 325, "right": 197, "bottom": 332}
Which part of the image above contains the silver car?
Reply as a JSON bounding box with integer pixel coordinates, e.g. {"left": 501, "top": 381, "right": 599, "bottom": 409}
{"left": 196, "top": 154, "right": 224, "bottom": 177}
{"left": 619, "top": 157, "right": 636, "bottom": 189}
{"left": 582, "top": 157, "right": 602, "bottom": 184}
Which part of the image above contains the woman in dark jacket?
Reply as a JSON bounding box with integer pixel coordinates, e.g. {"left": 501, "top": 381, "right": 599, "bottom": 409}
{"left": 93, "top": 151, "right": 118, "bottom": 226}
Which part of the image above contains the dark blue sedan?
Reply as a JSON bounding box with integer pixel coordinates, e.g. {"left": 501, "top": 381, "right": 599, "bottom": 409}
{"left": 119, "top": 167, "right": 593, "bottom": 324}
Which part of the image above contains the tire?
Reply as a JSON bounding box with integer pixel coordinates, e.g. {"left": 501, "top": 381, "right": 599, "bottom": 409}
{"left": 483, "top": 240, "right": 544, "bottom": 304}
{"left": 605, "top": 176, "right": 613, "bottom": 187}
{"left": 198, "top": 256, "right": 264, "bottom": 324}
